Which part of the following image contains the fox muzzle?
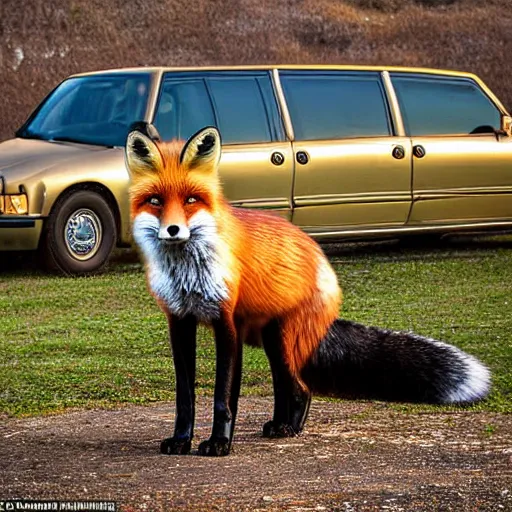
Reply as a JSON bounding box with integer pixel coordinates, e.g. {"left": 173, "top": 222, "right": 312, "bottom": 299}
{"left": 158, "top": 224, "right": 190, "bottom": 243}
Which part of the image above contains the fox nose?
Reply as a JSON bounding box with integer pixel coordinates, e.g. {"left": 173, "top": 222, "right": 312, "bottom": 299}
{"left": 159, "top": 223, "right": 190, "bottom": 242}
{"left": 167, "top": 225, "right": 180, "bottom": 237}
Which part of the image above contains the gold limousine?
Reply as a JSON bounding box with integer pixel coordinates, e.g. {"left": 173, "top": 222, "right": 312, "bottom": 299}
{"left": 1, "top": 65, "right": 511, "bottom": 274}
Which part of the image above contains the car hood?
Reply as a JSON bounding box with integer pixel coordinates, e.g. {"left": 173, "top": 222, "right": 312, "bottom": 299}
{"left": 0, "top": 137, "right": 119, "bottom": 187}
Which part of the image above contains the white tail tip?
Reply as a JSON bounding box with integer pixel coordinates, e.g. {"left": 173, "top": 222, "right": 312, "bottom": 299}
{"left": 443, "top": 347, "right": 491, "bottom": 403}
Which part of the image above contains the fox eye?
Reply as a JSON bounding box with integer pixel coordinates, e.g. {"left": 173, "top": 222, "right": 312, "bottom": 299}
{"left": 185, "top": 196, "right": 198, "bottom": 204}
{"left": 147, "top": 196, "right": 163, "bottom": 207}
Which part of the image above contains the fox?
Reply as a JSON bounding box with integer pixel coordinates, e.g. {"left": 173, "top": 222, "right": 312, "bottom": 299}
{"left": 125, "top": 122, "right": 491, "bottom": 457}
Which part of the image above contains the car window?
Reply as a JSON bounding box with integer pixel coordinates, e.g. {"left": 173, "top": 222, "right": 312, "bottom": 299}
{"left": 280, "top": 72, "right": 392, "bottom": 140}
{"left": 153, "top": 79, "right": 215, "bottom": 142}
{"left": 391, "top": 75, "right": 502, "bottom": 136}
{"left": 19, "top": 74, "right": 151, "bottom": 147}
{"left": 206, "top": 77, "right": 273, "bottom": 144}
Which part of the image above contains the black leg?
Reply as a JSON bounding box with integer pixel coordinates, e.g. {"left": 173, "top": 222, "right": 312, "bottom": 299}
{"left": 289, "top": 385, "right": 311, "bottom": 434}
{"left": 160, "top": 314, "right": 197, "bottom": 455}
{"left": 228, "top": 318, "right": 244, "bottom": 443}
{"left": 198, "top": 312, "right": 242, "bottom": 457}
{"left": 262, "top": 319, "right": 311, "bottom": 437}
{"left": 262, "top": 319, "right": 289, "bottom": 431}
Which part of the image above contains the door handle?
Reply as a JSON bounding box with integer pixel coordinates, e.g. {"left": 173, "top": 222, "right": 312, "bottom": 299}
{"left": 392, "top": 145, "right": 406, "bottom": 159}
{"left": 270, "top": 152, "right": 285, "bottom": 166}
{"left": 413, "top": 145, "right": 426, "bottom": 158}
{"left": 296, "top": 151, "right": 309, "bottom": 165}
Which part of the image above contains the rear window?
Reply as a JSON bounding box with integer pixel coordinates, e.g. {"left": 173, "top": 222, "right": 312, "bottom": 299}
{"left": 280, "top": 72, "right": 392, "bottom": 140}
{"left": 391, "top": 75, "right": 501, "bottom": 136}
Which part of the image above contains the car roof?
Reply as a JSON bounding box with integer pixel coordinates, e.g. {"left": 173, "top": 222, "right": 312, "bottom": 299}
{"left": 70, "top": 64, "right": 479, "bottom": 80}
{"left": 67, "top": 65, "right": 508, "bottom": 115}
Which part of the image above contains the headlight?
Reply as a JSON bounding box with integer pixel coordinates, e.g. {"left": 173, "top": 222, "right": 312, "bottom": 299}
{"left": 0, "top": 194, "right": 29, "bottom": 214}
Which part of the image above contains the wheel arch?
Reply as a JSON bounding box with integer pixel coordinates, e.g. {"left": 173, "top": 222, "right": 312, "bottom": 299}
{"left": 43, "top": 182, "right": 123, "bottom": 246}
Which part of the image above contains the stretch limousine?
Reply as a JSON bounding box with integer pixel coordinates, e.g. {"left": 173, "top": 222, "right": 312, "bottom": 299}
{"left": 0, "top": 65, "right": 511, "bottom": 274}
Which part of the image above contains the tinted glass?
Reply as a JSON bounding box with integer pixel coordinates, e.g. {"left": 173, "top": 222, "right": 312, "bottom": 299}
{"left": 153, "top": 79, "right": 215, "bottom": 142}
{"left": 392, "top": 76, "right": 501, "bottom": 136}
{"left": 19, "top": 74, "right": 151, "bottom": 147}
{"left": 207, "top": 78, "right": 272, "bottom": 144}
{"left": 280, "top": 73, "right": 391, "bottom": 140}
{"left": 256, "top": 76, "right": 286, "bottom": 142}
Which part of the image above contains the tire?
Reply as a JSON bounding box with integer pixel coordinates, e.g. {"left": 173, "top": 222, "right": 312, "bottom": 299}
{"left": 41, "top": 190, "right": 117, "bottom": 275}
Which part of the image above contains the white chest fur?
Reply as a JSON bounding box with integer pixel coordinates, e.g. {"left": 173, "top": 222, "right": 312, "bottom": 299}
{"left": 133, "top": 211, "right": 229, "bottom": 321}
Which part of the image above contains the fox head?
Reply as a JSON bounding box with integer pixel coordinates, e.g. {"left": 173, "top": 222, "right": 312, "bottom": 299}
{"left": 126, "top": 124, "right": 230, "bottom": 317}
{"left": 126, "top": 123, "right": 223, "bottom": 247}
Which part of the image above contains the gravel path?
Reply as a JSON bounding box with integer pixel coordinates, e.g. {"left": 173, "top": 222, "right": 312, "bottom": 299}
{"left": 1, "top": 398, "right": 511, "bottom": 511}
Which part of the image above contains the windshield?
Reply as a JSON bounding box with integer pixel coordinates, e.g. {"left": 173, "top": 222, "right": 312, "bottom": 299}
{"left": 17, "top": 73, "right": 151, "bottom": 147}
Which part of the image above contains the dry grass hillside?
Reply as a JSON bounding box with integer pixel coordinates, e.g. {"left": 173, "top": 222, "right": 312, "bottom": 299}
{"left": 1, "top": 0, "right": 511, "bottom": 141}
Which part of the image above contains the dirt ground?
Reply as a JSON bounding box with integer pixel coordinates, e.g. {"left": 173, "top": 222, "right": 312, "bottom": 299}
{"left": 1, "top": 397, "right": 511, "bottom": 511}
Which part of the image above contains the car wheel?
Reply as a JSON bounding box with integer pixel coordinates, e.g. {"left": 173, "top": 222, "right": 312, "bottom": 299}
{"left": 41, "top": 190, "right": 117, "bottom": 275}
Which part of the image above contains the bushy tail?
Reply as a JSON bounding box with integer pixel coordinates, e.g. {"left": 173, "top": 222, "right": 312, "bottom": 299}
{"left": 301, "top": 319, "right": 490, "bottom": 404}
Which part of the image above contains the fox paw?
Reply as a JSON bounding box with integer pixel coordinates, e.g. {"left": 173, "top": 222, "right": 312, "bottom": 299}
{"left": 197, "top": 437, "right": 231, "bottom": 457}
{"left": 262, "top": 420, "right": 299, "bottom": 438}
{"left": 160, "top": 437, "right": 192, "bottom": 455}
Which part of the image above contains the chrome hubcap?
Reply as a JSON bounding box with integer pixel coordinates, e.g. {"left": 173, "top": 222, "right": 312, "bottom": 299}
{"left": 64, "top": 208, "right": 102, "bottom": 260}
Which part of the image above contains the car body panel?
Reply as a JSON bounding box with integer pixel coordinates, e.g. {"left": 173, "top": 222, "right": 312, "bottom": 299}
{"left": 291, "top": 137, "right": 413, "bottom": 229}
{"left": 0, "top": 138, "right": 132, "bottom": 246}
{"left": 220, "top": 143, "right": 295, "bottom": 217}
{"left": 408, "top": 135, "right": 512, "bottom": 224}
{"left": 0, "top": 138, "right": 107, "bottom": 197}
{"left": 0, "top": 217, "right": 43, "bottom": 250}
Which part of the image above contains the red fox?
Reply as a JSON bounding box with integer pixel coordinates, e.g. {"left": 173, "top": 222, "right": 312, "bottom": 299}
{"left": 125, "top": 123, "right": 491, "bottom": 457}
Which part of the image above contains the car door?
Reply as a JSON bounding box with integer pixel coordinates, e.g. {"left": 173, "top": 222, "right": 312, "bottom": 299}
{"left": 278, "top": 70, "right": 412, "bottom": 233}
{"left": 391, "top": 73, "right": 512, "bottom": 225}
{"left": 152, "top": 71, "right": 294, "bottom": 218}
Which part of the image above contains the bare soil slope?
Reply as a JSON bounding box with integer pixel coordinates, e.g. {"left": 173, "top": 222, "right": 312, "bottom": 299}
{"left": 1, "top": 397, "right": 511, "bottom": 511}
{"left": 1, "top": 0, "right": 512, "bottom": 141}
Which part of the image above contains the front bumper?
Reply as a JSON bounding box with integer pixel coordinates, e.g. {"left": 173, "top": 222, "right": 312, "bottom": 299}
{"left": 0, "top": 216, "right": 44, "bottom": 250}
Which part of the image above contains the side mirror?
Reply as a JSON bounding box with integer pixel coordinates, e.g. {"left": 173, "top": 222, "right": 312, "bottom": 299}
{"left": 500, "top": 115, "right": 512, "bottom": 136}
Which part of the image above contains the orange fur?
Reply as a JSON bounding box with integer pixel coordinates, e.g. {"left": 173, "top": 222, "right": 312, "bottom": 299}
{"left": 129, "top": 139, "right": 342, "bottom": 382}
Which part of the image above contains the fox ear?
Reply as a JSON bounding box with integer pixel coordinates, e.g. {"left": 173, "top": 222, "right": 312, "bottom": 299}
{"left": 180, "top": 126, "right": 221, "bottom": 173}
{"left": 125, "top": 122, "right": 163, "bottom": 178}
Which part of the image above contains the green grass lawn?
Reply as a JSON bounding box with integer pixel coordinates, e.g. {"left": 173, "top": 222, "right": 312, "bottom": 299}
{"left": 1, "top": 235, "right": 511, "bottom": 417}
